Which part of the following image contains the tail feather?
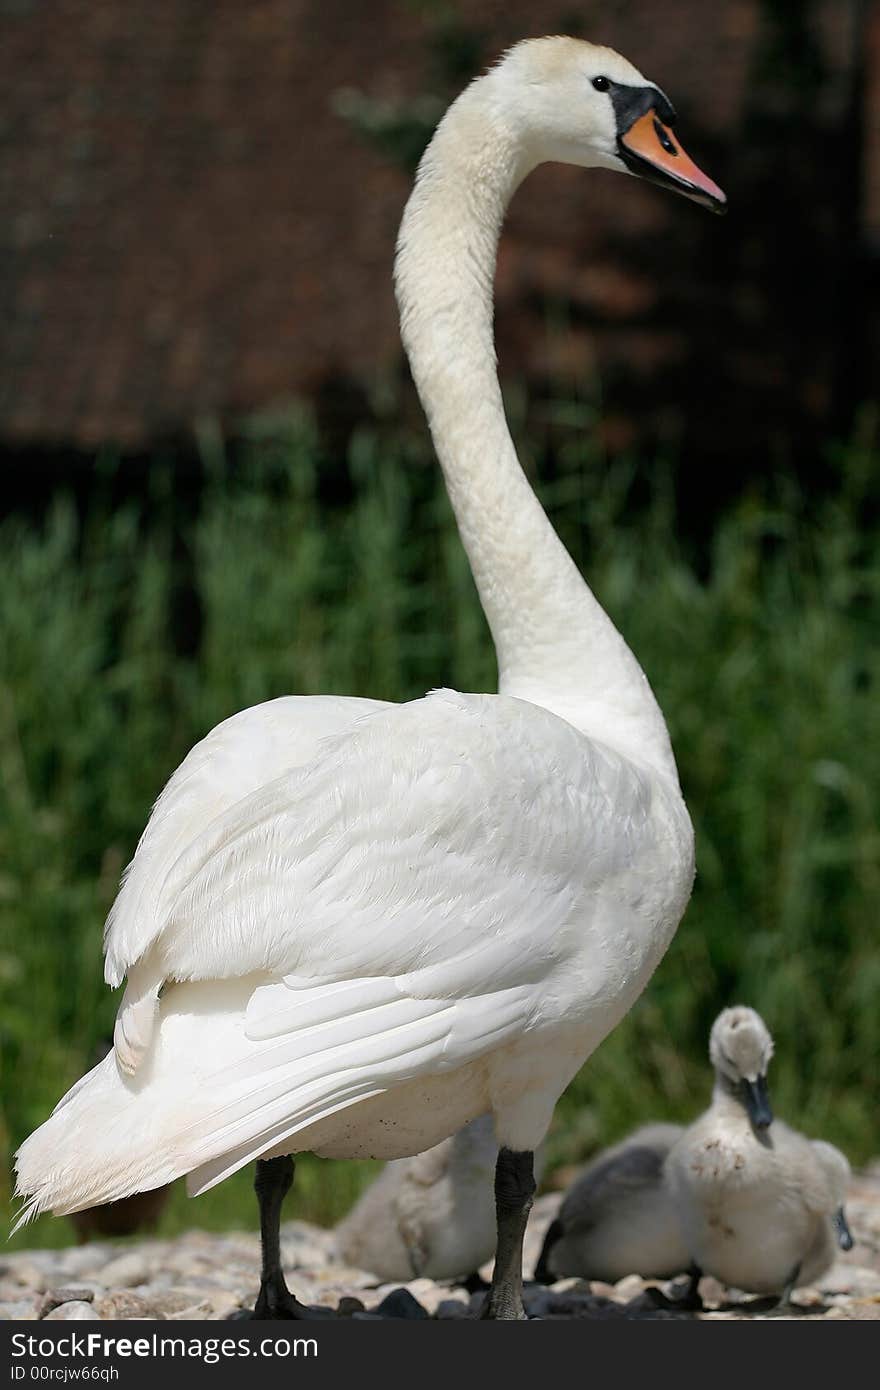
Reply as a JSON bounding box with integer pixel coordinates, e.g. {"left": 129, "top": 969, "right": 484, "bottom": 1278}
{"left": 13, "top": 971, "right": 481, "bottom": 1229}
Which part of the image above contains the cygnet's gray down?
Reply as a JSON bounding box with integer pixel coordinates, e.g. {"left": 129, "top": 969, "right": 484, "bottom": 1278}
{"left": 534, "top": 1122, "right": 687, "bottom": 1284}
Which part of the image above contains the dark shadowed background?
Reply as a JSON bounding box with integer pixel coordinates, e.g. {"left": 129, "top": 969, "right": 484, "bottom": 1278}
{"left": 1, "top": 0, "right": 877, "bottom": 1247}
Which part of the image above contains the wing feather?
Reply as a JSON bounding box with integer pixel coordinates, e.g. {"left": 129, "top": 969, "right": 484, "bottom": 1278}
{"left": 16, "top": 691, "right": 690, "bottom": 1219}
{"left": 104, "top": 688, "right": 683, "bottom": 1089}
{"left": 104, "top": 694, "right": 386, "bottom": 986}
{"left": 181, "top": 972, "right": 533, "bottom": 1195}
{"left": 149, "top": 690, "right": 658, "bottom": 995}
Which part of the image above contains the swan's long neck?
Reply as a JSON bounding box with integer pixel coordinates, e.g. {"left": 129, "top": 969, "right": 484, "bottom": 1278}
{"left": 395, "top": 77, "right": 677, "bottom": 778}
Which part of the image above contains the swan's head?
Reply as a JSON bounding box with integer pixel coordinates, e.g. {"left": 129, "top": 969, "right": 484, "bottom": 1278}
{"left": 709, "top": 1005, "right": 775, "bottom": 1129}
{"left": 811, "top": 1141, "right": 854, "bottom": 1250}
{"left": 493, "top": 38, "right": 726, "bottom": 214}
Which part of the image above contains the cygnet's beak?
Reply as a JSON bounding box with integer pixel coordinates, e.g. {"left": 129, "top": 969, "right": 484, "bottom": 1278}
{"left": 618, "top": 110, "right": 727, "bottom": 215}
{"left": 833, "top": 1206, "right": 854, "bottom": 1251}
{"left": 742, "top": 1074, "right": 773, "bottom": 1130}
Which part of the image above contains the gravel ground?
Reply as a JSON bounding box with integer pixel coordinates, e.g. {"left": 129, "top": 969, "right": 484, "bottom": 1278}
{"left": 3, "top": 1165, "right": 879, "bottom": 1322}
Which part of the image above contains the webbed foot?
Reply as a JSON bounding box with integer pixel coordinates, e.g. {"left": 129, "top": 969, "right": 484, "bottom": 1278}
{"left": 252, "top": 1275, "right": 335, "bottom": 1320}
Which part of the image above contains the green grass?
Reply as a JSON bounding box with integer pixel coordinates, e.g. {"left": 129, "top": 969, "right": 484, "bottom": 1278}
{"left": 1, "top": 402, "right": 877, "bottom": 1250}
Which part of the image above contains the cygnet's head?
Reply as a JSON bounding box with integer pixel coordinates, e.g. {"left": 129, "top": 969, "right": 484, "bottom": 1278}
{"left": 709, "top": 1006, "right": 775, "bottom": 1130}
{"left": 491, "top": 38, "right": 726, "bottom": 213}
{"left": 811, "top": 1140, "right": 854, "bottom": 1251}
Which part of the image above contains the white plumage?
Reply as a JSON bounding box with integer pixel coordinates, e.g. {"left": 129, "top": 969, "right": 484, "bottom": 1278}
{"left": 17, "top": 689, "right": 690, "bottom": 1222}
{"left": 16, "top": 38, "right": 708, "bottom": 1247}
{"left": 108, "top": 695, "right": 388, "bottom": 1072}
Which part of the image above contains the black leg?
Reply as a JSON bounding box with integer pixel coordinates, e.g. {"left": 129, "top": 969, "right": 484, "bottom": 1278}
{"left": 480, "top": 1148, "right": 535, "bottom": 1320}
{"left": 253, "top": 1156, "right": 333, "bottom": 1319}
{"left": 777, "top": 1262, "right": 801, "bottom": 1310}
{"left": 671, "top": 1263, "right": 703, "bottom": 1311}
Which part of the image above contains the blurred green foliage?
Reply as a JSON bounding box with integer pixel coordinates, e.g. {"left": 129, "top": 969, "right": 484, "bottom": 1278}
{"left": 1, "top": 399, "right": 877, "bottom": 1249}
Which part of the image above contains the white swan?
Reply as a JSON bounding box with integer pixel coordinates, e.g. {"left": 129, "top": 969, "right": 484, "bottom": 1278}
{"left": 15, "top": 38, "right": 724, "bottom": 1320}
{"left": 665, "top": 1007, "right": 855, "bottom": 1303}
{"left": 534, "top": 1122, "right": 687, "bottom": 1284}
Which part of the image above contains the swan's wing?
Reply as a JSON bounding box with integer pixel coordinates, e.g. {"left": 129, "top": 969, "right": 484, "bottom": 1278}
{"left": 559, "top": 1139, "right": 673, "bottom": 1234}
{"left": 179, "top": 970, "right": 536, "bottom": 1195}
{"left": 139, "top": 688, "right": 670, "bottom": 1009}
{"left": 104, "top": 694, "right": 388, "bottom": 985}
{"left": 14, "top": 965, "right": 533, "bottom": 1220}
{"left": 147, "top": 689, "right": 672, "bottom": 1180}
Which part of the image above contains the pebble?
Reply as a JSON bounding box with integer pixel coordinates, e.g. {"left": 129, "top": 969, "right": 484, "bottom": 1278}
{"left": 44, "top": 1302, "right": 101, "bottom": 1321}
{"left": 818, "top": 1264, "right": 880, "bottom": 1296}
{"left": 436, "top": 1299, "right": 471, "bottom": 1319}
{"left": 166, "top": 1302, "right": 215, "bottom": 1320}
{"left": 95, "top": 1252, "right": 151, "bottom": 1288}
{"left": 0, "top": 1170, "right": 877, "bottom": 1322}
{"left": 0, "top": 1302, "right": 41, "bottom": 1321}
{"left": 93, "top": 1291, "right": 159, "bottom": 1320}
{"left": 38, "top": 1288, "right": 95, "bottom": 1317}
{"left": 336, "top": 1297, "right": 366, "bottom": 1317}
{"left": 611, "top": 1274, "right": 643, "bottom": 1300}
{"left": 11, "top": 1264, "right": 47, "bottom": 1292}
{"left": 374, "top": 1288, "right": 430, "bottom": 1320}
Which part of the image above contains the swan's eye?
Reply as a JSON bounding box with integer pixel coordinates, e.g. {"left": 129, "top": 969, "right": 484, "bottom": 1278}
{"left": 592, "top": 76, "right": 610, "bottom": 92}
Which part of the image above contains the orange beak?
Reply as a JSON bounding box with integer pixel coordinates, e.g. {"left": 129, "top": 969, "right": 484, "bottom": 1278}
{"left": 618, "top": 110, "right": 727, "bottom": 214}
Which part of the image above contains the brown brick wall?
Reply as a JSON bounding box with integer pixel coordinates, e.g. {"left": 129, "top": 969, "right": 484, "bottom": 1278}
{"left": 0, "top": 0, "right": 873, "bottom": 459}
